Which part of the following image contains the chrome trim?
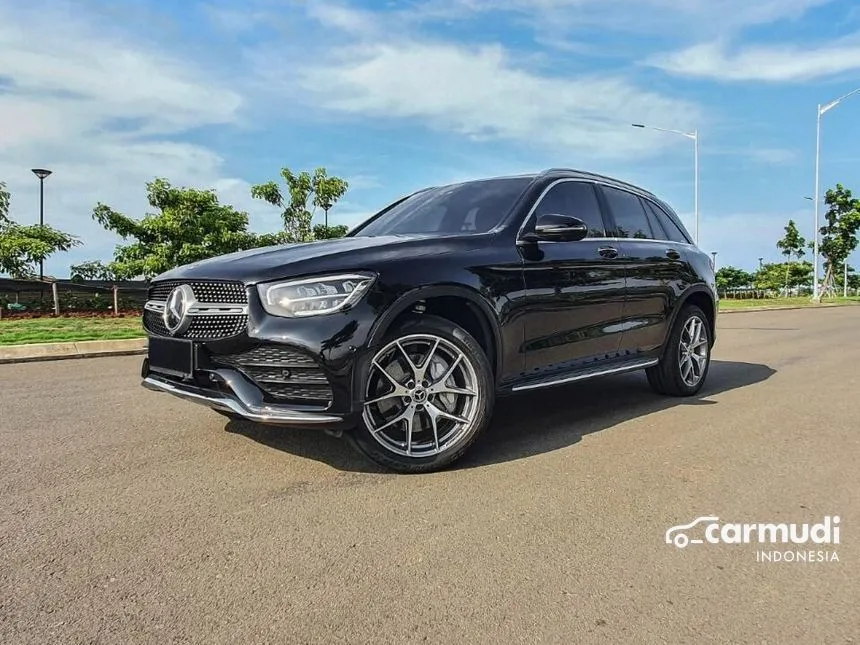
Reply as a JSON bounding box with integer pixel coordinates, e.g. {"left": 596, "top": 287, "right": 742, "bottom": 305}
{"left": 511, "top": 359, "right": 659, "bottom": 392}
{"left": 515, "top": 177, "right": 696, "bottom": 247}
{"left": 141, "top": 369, "right": 342, "bottom": 425}
{"left": 187, "top": 305, "right": 249, "bottom": 315}
{"left": 144, "top": 300, "right": 248, "bottom": 316}
{"left": 144, "top": 301, "right": 165, "bottom": 313}
{"left": 516, "top": 178, "right": 602, "bottom": 242}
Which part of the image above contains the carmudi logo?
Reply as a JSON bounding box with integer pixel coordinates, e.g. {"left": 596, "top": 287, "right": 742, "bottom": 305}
{"left": 665, "top": 515, "right": 841, "bottom": 563}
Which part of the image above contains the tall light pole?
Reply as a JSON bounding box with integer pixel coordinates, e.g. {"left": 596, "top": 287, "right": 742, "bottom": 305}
{"left": 632, "top": 123, "right": 699, "bottom": 245}
{"left": 812, "top": 86, "right": 860, "bottom": 301}
{"left": 31, "top": 168, "right": 52, "bottom": 282}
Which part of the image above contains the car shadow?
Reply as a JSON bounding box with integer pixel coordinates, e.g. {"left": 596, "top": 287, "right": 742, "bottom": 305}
{"left": 222, "top": 359, "right": 775, "bottom": 474}
{"left": 458, "top": 359, "right": 774, "bottom": 469}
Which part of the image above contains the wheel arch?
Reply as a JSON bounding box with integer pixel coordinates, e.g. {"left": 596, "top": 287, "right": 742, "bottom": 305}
{"left": 365, "top": 285, "right": 502, "bottom": 381}
{"left": 665, "top": 286, "right": 717, "bottom": 353}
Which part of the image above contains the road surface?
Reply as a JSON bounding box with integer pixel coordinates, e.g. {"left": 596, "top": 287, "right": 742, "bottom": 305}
{"left": 1, "top": 307, "right": 858, "bottom": 644}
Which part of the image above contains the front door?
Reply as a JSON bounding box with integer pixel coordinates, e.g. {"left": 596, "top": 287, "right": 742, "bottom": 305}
{"left": 518, "top": 179, "right": 628, "bottom": 377}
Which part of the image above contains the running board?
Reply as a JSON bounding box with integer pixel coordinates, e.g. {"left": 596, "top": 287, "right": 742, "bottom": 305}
{"left": 511, "top": 358, "right": 659, "bottom": 392}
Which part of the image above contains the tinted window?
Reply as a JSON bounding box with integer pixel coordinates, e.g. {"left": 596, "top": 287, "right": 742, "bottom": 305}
{"left": 642, "top": 198, "right": 669, "bottom": 241}
{"left": 533, "top": 181, "right": 605, "bottom": 237}
{"left": 350, "top": 177, "right": 532, "bottom": 237}
{"left": 645, "top": 200, "right": 691, "bottom": 244}
{"left": 602, "top": 186, "right": 653, "bottom": 239}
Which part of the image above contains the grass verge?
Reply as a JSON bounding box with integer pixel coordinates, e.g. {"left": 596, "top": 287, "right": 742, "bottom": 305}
{"left": 0, "top": 316, "right": 145, "bottom": 346}
{"left": 718, "top": 296, "right": 860, "bottom": 310}
{"left": 1, "top": 297, "right": 858, "bottom": 346}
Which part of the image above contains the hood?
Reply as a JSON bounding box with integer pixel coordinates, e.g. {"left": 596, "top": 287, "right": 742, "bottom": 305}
{"left": 152, "top": 233, "right": 472, "bottom": 284}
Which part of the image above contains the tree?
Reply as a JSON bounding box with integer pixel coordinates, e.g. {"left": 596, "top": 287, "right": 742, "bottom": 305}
{"left": 0, "top": 181, "right": 80, "bottom": 279}
{"left": 834, "top": 264, "right": 858, "bottom": 292}
{"left": 715, "top": 266, "right": 753, "bottom": 295}
{"left": 776, "top": 219, "right": 806, "bottom": 295}
{"left": 818, "top": 184, "right": 860, "bottom": 298}
{"left": 755, "top": 261, "right": 813, "bottom": 292}
{"left": 251, "top": 167, "right": 349, "bottom": 243}
{"left": 70, "top": 260, "right": 116, "bottom": 281}
{"left": 87, "top": 178, "right": 285, "bottom": 280}
{"left": 313, "top": 223, "right": 350, "bottom": 240}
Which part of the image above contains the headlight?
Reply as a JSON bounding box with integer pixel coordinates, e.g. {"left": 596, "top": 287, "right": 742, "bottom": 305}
{"left": 257, "top": 272, "right": 376, "bottom": 318}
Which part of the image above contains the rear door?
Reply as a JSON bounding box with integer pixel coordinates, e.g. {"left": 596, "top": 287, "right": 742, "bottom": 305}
{"left": 598, "top": 184, "right": 688, "bottom": 355}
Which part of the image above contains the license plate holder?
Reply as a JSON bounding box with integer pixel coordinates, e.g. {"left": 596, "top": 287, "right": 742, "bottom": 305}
{"left": 147, "top": 336, "right": 195, "bottom": 378}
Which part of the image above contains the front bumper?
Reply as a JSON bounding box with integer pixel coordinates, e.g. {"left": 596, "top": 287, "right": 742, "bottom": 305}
{"left": 141, "top": 361, "right": 352, "bottom": 429}
{"left": 137, "top": 277, "right": 384, "bottom": 429}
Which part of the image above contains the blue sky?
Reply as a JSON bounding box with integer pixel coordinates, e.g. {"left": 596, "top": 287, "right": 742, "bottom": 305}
{"left": 3, "top": 0, "right": 860, "bottom": 276}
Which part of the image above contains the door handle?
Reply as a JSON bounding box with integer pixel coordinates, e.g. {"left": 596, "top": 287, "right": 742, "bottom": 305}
{"left": 665, "top": 248, "right": 681, "bottom": 260}
{"left": 598, "top": 246, "right": 618, "bottom": 259}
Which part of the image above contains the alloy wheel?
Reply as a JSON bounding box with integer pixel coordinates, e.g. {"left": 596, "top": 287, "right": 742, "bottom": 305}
{"left": 678, "top": 315, "right": 709, "bottom": 387}
{"left": 362, "top": 334, "right": 481, "bottom": 458}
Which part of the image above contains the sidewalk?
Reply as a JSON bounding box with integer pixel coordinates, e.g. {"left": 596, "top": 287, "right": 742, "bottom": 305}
{"left": 0, "top": 338, "right": 147, "bottom": 364}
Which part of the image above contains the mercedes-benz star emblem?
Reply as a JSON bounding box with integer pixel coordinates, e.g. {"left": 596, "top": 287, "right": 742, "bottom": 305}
{"left": 163, "top": 284, "right": 196, "bottom": 335}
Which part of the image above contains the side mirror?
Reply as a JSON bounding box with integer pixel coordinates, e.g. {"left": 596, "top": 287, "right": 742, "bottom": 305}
{"left": 525, "top": 213, "right": 589, "bottom": 242}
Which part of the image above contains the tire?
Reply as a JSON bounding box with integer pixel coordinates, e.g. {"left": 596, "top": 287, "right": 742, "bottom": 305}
{"left": 350, "top": 314, "right": 495, "bottom": 473}
{"left": 646, "top": 304, "right": 712, "bottom": 397}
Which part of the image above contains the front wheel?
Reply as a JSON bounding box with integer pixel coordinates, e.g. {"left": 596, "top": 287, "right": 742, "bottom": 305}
{"left": 350, "top": 315, "right": 495, "bottom": 473}
{"left": 646, "top": 304, "right": 712, "bottom": 397}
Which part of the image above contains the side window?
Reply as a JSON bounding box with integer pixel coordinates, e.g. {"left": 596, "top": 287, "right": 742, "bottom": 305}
{"left": 534, "top": 181, "right": 606, "bottom": 237}
{"left": 641, "top": 198, "right": 669, "bottom": 241}
{"left": 601, "top": 186, "right": 653, "bottom": 239}
{"left": 645, "top": 200, "right": 691, "bottom": 244}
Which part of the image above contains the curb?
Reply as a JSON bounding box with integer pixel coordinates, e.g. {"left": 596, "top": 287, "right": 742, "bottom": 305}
{"left": 718, "top": 302, "right": 860, "bottom": 314}
{"left": 0, "top": 337, "right": 148, "bottom": 364}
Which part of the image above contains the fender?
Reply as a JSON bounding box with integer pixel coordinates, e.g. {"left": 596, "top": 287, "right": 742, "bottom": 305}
{"left": 365, "top": 283, "right": 503, "bottom": 379}
{"left": 659, "top": 283, "right": 718, "bottom": 360}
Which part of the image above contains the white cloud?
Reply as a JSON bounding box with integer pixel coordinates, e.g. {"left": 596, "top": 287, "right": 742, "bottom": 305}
{"left": 255, "top": 26, "right": 704, "bottom": 161}
{"left": 410, "top": 0, "right": 837, "bottom": 37}
{"left": 0, "top": 2, "right": 255, "bottom": 277}
{"left": 646, "top": 38, "right": 860, "bottom": 82}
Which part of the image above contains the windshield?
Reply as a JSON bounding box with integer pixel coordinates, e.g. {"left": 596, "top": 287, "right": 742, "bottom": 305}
{"left": 350, "top": 176, "right": 534, "bottom": 237}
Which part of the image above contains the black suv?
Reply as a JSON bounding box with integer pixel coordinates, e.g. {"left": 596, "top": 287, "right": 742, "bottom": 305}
{"left": 141, "top": 168, "right": 717, "bottom": 473}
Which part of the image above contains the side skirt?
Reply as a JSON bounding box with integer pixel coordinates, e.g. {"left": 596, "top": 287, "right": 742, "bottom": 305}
{"left": 506, "top": 354, "right": 660, "bottom": 393}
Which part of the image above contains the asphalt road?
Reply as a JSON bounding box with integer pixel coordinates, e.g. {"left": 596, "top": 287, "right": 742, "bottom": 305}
{"left": 1, "top": 307, "right": 858, "bottom": 644}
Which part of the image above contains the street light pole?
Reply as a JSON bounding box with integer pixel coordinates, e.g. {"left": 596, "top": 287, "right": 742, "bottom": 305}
{"left": 631, "top": 123, "right": 699, "bottom": 245}
{"left": 813, "top": 105, "right": 822, "bottom": 301}
{"left": 694, "top": 129, "right": 699, "bottom": 246}
{"left": 31, "top": 168, "right": 53, "bottom": 282}
{"left": 811, "top": 86, "right": 860, "bottom": 301}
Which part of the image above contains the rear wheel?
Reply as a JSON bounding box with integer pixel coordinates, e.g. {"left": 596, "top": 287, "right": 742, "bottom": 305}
{"left": 350, "top": 315, "right": 494, "bottom": 473}
{"left": 646, "top": 304, "right": 711, "bottom": 397}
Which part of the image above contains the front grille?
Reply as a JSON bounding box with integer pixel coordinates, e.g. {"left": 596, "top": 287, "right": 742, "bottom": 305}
{"left": 143, "top": 311, "right": 249, "bottom": 340}
{"left": 148, "top": 280, "right": 247, "bottom": 304}
{"left": 144, "top": 279, "right": 248, "bottom": 341}
{"left": 214, "top": 346, "right": 333, "bottom": 407}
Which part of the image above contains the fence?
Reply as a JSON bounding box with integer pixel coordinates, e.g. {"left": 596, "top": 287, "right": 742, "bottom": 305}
{"left": 720, "top": 286, "right": 859, "bottom": 299}
{"left": 0, "top": 278, "right": 149, "bottom": 318}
